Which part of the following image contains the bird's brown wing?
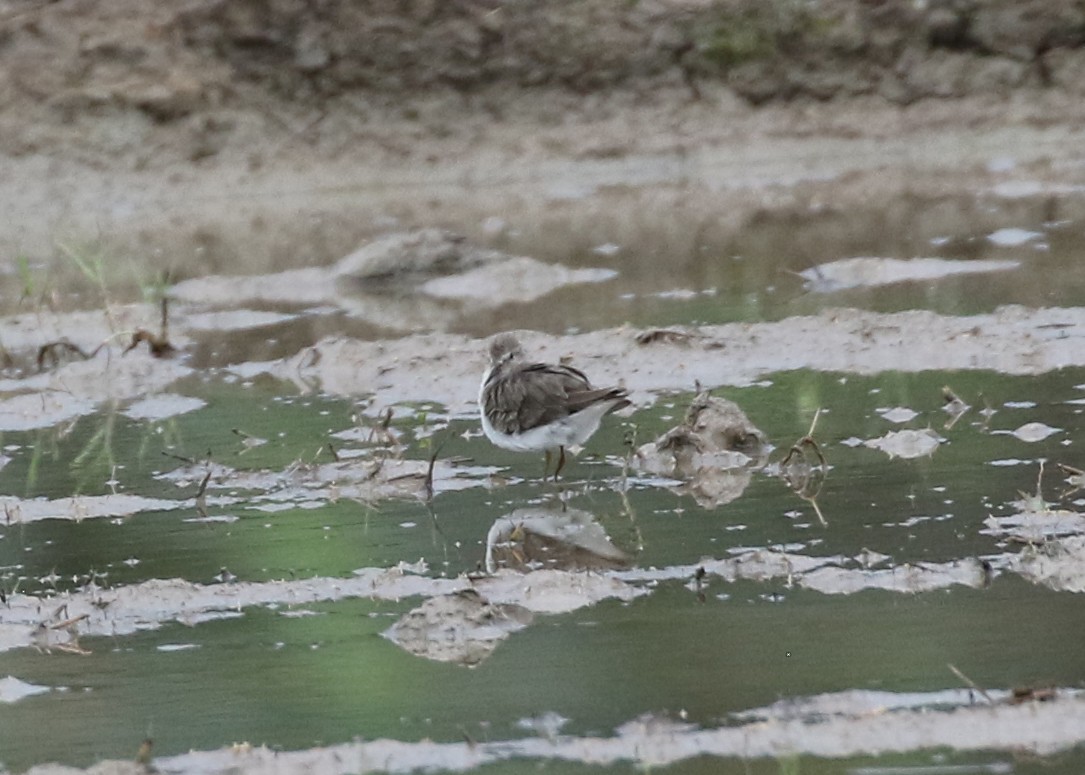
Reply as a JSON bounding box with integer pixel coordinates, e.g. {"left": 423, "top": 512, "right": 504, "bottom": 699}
{"left": 485, "top": 362, "right": 622, "bottom": 434}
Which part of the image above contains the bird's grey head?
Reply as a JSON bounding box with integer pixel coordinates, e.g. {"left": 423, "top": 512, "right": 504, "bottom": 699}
{"left": 488, "top": 334, "right": 524, "bottom": 366}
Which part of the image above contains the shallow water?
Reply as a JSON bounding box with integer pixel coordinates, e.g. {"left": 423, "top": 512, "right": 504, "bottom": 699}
{"left": 3, "top": 183, "right": 1085, "bottom": 772}
{"left": 3, "top": 369, "right": 1085, "bottom": 769}
{"left": 464, "top": 189, "right": 1085, "bottom": 336}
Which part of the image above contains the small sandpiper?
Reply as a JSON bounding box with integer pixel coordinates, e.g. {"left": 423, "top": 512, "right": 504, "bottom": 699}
{"left": 479, "top": 333, "right": 631, "bottom": 479}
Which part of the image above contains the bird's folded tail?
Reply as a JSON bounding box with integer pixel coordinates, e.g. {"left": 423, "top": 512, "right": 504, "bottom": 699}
{"left": 567, "top": 386, "right": 631, "bottom": 415}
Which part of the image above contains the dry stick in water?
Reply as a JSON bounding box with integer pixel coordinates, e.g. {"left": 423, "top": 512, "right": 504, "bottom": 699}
{"left": 942, "top": 384, "right": 970, "bottom": 430}
{"left": 123, "top": 296, "right": 175, "bottom": 357}
{"left": 948, "top": 663, "right": 995, "bottom": 704}
{"left": 36, "top": 339, "right": 106, "bottom": 370}
{"left": 779, "top": 408, "right": 828, "bottom": 526}
{"left": 1056, "top": 461, "right": 1085, "bottom": 499}
{"left": 780, "top": 408, "right": 828, "bottom": 468}
{"left": 195, "top": 468, "right": 213, "bottom": 520}
{"left": 422, "top": 438, "right": 448, "bottom": 503}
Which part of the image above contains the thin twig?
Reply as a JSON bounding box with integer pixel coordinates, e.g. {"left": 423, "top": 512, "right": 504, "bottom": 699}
{"left": 948, "top": 663, "right": 994, "bottom": 704}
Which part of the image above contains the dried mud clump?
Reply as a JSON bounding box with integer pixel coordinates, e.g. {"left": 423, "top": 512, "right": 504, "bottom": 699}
{"left": 634, "top": 392, "right": 768, "bottom": 508}
{"left": 636, "top": 392, "right": 767, "bottom": 479}
{"left": 334, "top": 229, "right": 484, "bottom": 285}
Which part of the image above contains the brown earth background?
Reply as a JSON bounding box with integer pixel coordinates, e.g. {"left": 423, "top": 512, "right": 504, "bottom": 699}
{"left": 3, "top": 0, "right": 1085, "bottom": 167}
{"left": 3, "top": 0, "right": 1085, "bottom": 298}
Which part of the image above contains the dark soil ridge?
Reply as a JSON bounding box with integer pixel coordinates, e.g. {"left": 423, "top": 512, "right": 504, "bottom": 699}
{"left": 174, "top": 0, "right": 1085, "bottom": 102}
{"left": 2, "top": 0, "right": 1085, "bottom": 164}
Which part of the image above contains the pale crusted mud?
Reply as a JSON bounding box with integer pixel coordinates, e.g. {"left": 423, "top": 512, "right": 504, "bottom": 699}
{"left": 799, "top": 257, "right": 1020, "bottom": 292}
{"left": 9, "top": 295, "right": 1085, "bottom": 431}
{"left": 0, "top": 529, "right": 1075, "bottom": 660}
{"left": 16, "top": 690, "right": 1085, "bottom": 775}
{"left": 6, "top": 288, "right": 1085, "bottom": 427}
{"left": 257, "top": 304, "right": 1085, "bottom": 414}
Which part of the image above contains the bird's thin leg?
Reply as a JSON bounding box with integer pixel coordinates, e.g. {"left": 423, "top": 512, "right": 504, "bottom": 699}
{"left": 544, "top": 449, "right": 552, "bottom": 481}
{"left": 554, "top": 446, "right": 567, "bottom": 479}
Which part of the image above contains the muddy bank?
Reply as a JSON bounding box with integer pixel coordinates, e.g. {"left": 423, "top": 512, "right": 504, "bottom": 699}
{"left": 16, "top": 690, "right": 1085, "bottom": 774}
{"left": 3, "top": 0, "right": 1085, "bottom": 278}
{"left": 6, "top": 301, "right": 1085, "bottom": 430}
{"left": 256, "top": 304, "right": 1085, "bottom": 413}
{"left": 3, "top": 99, "right": 1085, "bottom": 283}
{"left": 3, "top": 0, "right": 1085, "bottom": 171}
{"left": 6, "top": 529, "right": 1084, "bottom": 770}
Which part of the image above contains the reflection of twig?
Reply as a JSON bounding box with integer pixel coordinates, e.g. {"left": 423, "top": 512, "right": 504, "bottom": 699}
{"left": 780, "top": 409, "right": 827, "bottom": 468}
{"left": 942, "top": 385, "right": 970, "bottom": 430}
{"left": 425, "top": 501, "right": 451, "bottom": 547}
{"left": 778, "top": 409, "right": 828, "bottom": 526}
{"left": 1057, "top": 462, "right": 1085, "bottom": 500}
{"left": 948, "top": 663, "right": 994, "bottom": 704}
{"left": 1024, "top": 459, "right": 1048, "bottom": 507}
{"left": 617, "top": 482, "right": 645, "bottom": 554}
{"left": 232, "top": 428, "right": 266, "bottom": 454}
{"left": 423, "top": 443, "right": 441, "bottom": 503}
{"left": 162, "top": 451, "right": 198, "bottom": 465}
{"left": 780, "top": 437, "right": 826, "bottom": 468}
{"left": 784, "top": 469, "right": 827, "bottom": 527}
{"left": 620, "top": 422, "right": 638, "bottom": 493}
{"left": 693, "top": 566, "right": 707, "bottom": 603}
{"left": 159, "top": 282, "right": 171, "bottom": 338}
{"left": 71, "top": 410, "right": 118, "bottom": 493}
{"left": 365, "top": 456, "right": 385, "bottom": 482}
{"left": 34, "top": 606, "right": 92, "bottom": 655}
{"left": 195, "top": 468, "right": 212, "bottom": 520}
{"left": 367, "top": 407, "right": 398, "bottom": 447}
{"left": 136, "top": 738, "right": 154, "bottom": 767}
